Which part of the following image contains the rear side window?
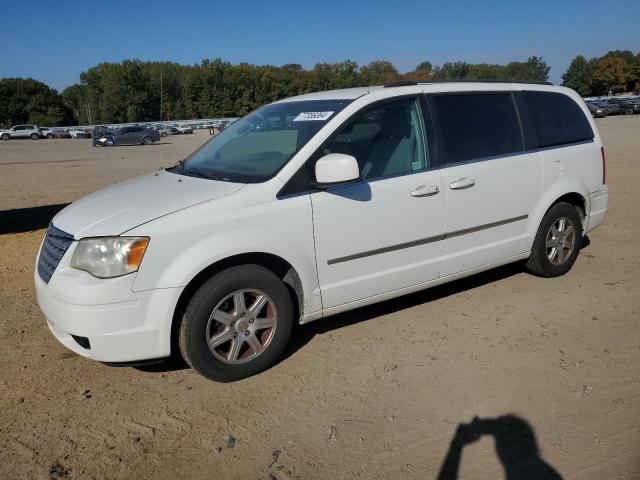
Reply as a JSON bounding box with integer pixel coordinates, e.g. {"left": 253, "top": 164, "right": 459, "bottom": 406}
{"left": 523, "top": 91, "right": 593, "bottom": 148}
{"left": 429, "top": 93, "right": 523, "bottom": 165}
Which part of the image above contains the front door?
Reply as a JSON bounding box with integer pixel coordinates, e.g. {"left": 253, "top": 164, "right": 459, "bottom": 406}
{"left": 311, "top": 97, "right": 445, "bottom": 310}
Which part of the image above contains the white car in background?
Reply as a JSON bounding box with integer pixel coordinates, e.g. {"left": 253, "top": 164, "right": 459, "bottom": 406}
{"left": 69, "top": 128, "right": 90, "bottom": 139}
{"left": 1, "top": 124, "right": 42, "bottom": 140}
{"left": 35, "top": 82, "right": 608, "bottom": 382}
{"left": 154, "top": 125, "right": 179, "bottom": 137}
{"left": 176, "top": 124, "right": 194, "bottom": 134}
{"left": 39, "top": 127, "right": 54, "bottom": 139}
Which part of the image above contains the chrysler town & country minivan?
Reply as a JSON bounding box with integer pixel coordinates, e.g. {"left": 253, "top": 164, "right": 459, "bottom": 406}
{"left": 35, "top": 82, "right": 609, "bottom": 381}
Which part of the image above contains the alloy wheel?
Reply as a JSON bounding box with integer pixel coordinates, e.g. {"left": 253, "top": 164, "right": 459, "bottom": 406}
{"left": 545, "top": 217, "right": 576, "bottom": 265}
{"left": 206, "top": 289, "right": 277, "bottom": 364}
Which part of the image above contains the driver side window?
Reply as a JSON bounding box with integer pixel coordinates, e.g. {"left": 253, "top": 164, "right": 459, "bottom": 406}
{"left": 321, "top": 98, "right": 428, "bottom": 181}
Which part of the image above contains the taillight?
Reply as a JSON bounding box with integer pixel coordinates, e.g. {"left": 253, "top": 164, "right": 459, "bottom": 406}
{"left": 601, "top": 146, "right": 606, "bottom": 185}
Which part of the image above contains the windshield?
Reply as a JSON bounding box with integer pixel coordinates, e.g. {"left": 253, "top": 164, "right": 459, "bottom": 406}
{"left": 171, "top": 99, "right": 351, "bottom": 183}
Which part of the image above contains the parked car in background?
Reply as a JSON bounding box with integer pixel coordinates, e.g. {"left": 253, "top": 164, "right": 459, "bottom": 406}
{"left": 95, "top": 125, "right": 160, "bottom": 146}
{"left": 39, "top": 127, "right": 54, "bottom": 138}
{"left": 176, "top": 124, "right": 194, "bottom": 134}
{"left": 91, "top": 125, "right": 111, "bottom": 145}
{"left": 609, "top": 98, "right": 640, "bottom": 115}
{"left": 35, "top": 82, "right": 608, "bottom": 381}
{"left": 593, "top": 101, "right": 622, "bottom": 115}
{"left": 586, "top": 103, "right": 607, "bottom": 118}
{"left": 52, "top": 128, "right": 72, "bottom": 139}
{"left": 154, "top": 125, "right": 179, "bottom": 137}
{"left": 1, "top": 124, "right": 42, "bottom": 140}
{"left": 69, "top": 128, "right": 91, "bottom": 139}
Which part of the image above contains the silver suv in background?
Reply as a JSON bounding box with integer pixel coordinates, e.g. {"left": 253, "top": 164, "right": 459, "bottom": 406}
{"left": 94, "top": 125, "right": 160, "bottom": 146}
{"left": 1, "top": 125, "right": 42, "bottom": 140}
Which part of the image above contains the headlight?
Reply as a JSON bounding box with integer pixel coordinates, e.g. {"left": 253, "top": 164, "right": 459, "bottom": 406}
{"left": 70, "top": 237, "right": 149, "bottom": 278}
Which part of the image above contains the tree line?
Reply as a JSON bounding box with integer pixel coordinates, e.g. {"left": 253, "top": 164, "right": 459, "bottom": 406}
{"left": 562, "top": 50, "right": 640, "bottom": 96}
{"left": 0, "top": 52, "right": 637, "bottom": 127}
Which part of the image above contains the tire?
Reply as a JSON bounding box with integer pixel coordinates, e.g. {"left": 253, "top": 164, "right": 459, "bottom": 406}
{"left": 525, "top": 202, "right": 583, "bottom": 278}
{"left": 161, "top": 132, "right": 167, "bottom": 137}
{"left": 106, "top": 138, "right": 114, "bottom": 147}
{"left": 1, "top": 133, "right": 9, "bottom": 141}
{"left": 30, "top": 133, "right": 39, "bottom": 140}
{"left": 179, "top": 265, "right": 293, "bottom": 382}
{"left": 142, "top": 136, "right": 153, "bottom": 145}
{"left": 624, "top": 108, "right": 633, "bottom": 115}
{"left": 46, "top": 133, "right": 53, "bottom": 139}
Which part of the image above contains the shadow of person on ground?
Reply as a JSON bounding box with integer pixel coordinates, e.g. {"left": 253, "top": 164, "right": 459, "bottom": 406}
{"left": 0, "top": 203, "right": 69, "bottom": 234}
{"left": 437, "top": 415, "right": 563, "bottom": 480}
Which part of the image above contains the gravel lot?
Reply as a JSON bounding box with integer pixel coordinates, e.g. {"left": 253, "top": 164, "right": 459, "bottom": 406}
{"left": 1, "top": 121, "right": 638, "bottom": 479}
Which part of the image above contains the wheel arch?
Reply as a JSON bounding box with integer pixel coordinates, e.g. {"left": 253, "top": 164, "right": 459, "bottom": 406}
{"left": 170, "top": 252, "right": 304, "bottom": 355}
{"left": 549, "top": 192, "right": 586, "bottom": 221}
{"left": 525, "top": 181, "right": 589, "bottom": 252}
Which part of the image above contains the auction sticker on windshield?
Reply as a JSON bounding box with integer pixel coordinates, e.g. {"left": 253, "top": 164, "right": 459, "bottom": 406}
{"left": 292, "top": 111, "right": 334, "bottom": 121}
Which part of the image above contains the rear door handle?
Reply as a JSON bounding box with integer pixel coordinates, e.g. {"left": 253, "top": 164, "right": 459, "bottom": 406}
{"left": 449, "top": 177, "right": 475, "bottom": 190}
{"left": 411, "top": 185, "right": 439, "bottom": 197}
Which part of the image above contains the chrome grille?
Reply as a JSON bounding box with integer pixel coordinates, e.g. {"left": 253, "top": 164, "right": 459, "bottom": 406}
{"left": 37, "top": 224, "right": 74, "bottom": 283}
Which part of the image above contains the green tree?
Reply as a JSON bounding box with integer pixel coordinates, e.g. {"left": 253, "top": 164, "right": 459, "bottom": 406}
{"left": 562, "top": 55, "right": 596, "bottom": 95}
{"left": 0, "top": 78, "right": 73, "bottom": 126}
{"left": 503, "top": 56, "right": 550, "bottom": 82}
{"left": 592, "top": 57, "right": 628, "bottom": 94}
{"left": 432, "top": 62, "right": 470, "bottom": 80}
{"left": 416, "top": 61, "right": 432, "bottom": 74}
{"left": 359, "top": 61, "right": 400, "bottom": 85}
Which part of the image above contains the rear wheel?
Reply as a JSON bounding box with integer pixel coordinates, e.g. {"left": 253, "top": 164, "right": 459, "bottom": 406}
{"left": 1, "top": 133, "right": 9, "bottom": 141}
{"left": 179, "top": 265, "right": 293, "bottom": 382}
{"left": 526, "top": 202, "right": 583, "bottom": 277}
{"left": 30, "top": 133, "right": 39, "bottom": 140}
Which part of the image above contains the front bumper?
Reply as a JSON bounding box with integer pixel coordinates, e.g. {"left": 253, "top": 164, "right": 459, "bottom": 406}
{"left": 35, "top": 252, "right": 182, "bottom": 363}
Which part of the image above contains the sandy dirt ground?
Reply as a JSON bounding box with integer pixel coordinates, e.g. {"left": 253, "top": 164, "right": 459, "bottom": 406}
{"left": 0, "top": 122, "right": 638, "bottom": 480}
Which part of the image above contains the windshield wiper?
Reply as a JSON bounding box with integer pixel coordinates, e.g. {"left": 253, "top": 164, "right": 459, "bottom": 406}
{"left": 166, "top": 160, "right": 232, "bottom": 181}
{"left": 167, "top": 159, "right": 185, "bottom": 171}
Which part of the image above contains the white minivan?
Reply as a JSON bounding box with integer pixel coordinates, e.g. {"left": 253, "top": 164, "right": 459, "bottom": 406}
{"left": 35, "top": 82, "right": 608, "bottom": 381}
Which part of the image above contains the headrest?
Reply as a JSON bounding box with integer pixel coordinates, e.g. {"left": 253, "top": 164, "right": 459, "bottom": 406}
{"left": 381, "top": 106, "right": 411, "bottom": 138}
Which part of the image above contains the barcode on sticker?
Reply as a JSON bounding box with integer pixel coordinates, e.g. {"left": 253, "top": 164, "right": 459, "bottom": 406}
{"left": 292, "top": 111, "right": 334, "bottom": 122}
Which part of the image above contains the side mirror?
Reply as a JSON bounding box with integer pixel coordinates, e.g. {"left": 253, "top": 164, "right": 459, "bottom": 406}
{"left": 314, "top": 153, "right": 360, "bottom": 186}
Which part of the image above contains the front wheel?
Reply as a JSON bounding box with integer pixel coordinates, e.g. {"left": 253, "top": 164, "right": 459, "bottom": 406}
{"left": 30, "top": 133, "right": 39, "bottom": 140}
{"left": 46, "top": 133, "right": 53, "bottom": 139}
{"left": 142, "top": 136, "right": 153, "bottom": 145}
{"left": 1, "top": 133, "right": 9, "bottom": 141}
{"left": 526, "top": 202, "right": 583, "bottom": 277}
{"left": 179, "top": 265, "right": 293, "bottom": 382}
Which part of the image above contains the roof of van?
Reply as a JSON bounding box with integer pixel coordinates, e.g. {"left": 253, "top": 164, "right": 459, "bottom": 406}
{"left": 275, "top": 81, "right": 565, "bottom": 103}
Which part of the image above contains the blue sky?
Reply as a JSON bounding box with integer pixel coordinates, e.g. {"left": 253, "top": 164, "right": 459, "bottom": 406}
{"left": 1, "top": 0, "right": 638, "bottom": 91}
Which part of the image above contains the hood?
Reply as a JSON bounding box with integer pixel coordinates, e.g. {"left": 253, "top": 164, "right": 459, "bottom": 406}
{"left": 53, "top": 170, "right": 245, "bottom": 238}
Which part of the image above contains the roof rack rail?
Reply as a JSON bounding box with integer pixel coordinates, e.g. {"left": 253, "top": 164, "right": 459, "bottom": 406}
{"left": 383, "top": 79, "right": 553, "bottom": 88}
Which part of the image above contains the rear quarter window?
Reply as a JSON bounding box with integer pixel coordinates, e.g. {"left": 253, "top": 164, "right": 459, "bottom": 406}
{"left": 523, "top": 91, "right": 594, "bottom": 149}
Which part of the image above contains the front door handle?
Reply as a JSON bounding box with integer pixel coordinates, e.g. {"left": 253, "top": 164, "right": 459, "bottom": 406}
{"left": 411, "top": 185, "right": 439, "bottom": 197}
{"left": 449, "top": 177, "right": 475, "bottom": 190}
